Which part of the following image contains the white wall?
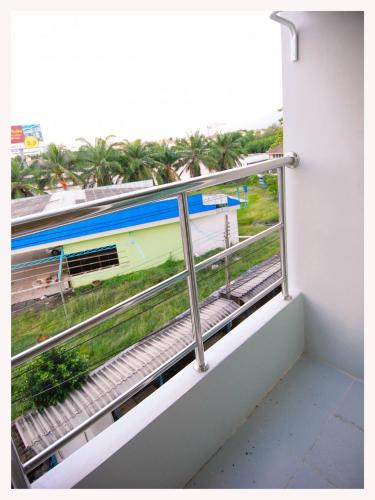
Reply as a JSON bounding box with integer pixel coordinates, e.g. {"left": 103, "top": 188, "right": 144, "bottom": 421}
{"left": 57, "top": 413, "right": 114, "bottom": 462}
{"left": 32, "top": 292, "right": 304, "bottom": 488}
{"left": 191, "top": 209, "right": 239, "bottom": 255}
{"left": 282, "top": 12, "right": 363, "bottom": 378}
{"left": 57, "top": 434, "right": 87, "bottom": 462}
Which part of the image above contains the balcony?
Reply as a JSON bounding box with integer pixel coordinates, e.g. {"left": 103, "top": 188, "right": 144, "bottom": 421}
{"left": 11, "top": 11, "right": 364, "bottom": 491}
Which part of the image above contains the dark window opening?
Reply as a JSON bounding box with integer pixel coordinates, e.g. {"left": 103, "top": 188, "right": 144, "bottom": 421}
{"left": 66, "top": 245, "right": 119, "bottom": 276}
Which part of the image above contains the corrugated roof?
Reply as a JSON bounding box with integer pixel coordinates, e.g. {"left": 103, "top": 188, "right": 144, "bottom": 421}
{"left": 11, "top": 195, "right": 52, "bottom": 218}
{"left": 14, "top": 296, "right": 239, "bottom": 454}
{"left": 14, "top": 255, "right": 282, "bottom": 457}
{"left": 85, "top": 187, "right": 142, "bottom": 201}
{"left": 224, "top": 254, "right": 281, "bottom": 303}
{"left": 11, "top": 181, "right": 154, "bottom": 219}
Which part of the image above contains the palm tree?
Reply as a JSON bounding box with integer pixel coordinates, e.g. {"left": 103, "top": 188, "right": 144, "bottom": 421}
{"left": 174, "top": 132, "right": 216, "bottom": 178}
{"left": 151, "top": 143, "right": 181, "bottom": 183}
{"left": 120, "top": 140, "right": 162, "bottom": 183}
{"left": 35, "top": 144, "right": 81, "bottom": 190}
{"left": 76, "top": 136, "right": 121, "bottom": 187}
{"left": 211, "top": 132, "right": 244, "bottom": 171}
{"left": 11, "top": 157, "right": 43, "bottom": 199}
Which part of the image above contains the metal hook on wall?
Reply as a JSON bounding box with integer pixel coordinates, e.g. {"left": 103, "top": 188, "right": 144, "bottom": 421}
{"left": 270, "top": 11, "right": 298, "bottom": 62}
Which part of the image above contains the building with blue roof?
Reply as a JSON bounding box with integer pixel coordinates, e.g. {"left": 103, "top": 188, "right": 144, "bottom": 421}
{"left": 11, "top": 186, "right": 240, "bottom": 295}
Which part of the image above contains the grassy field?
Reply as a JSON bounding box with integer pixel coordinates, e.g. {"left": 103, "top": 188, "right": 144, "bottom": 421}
{"left": 11, "top": 182, "right": 279, "bottom": 418}
{"left": 202, "top": 177, "right": 279, "bottom": 235}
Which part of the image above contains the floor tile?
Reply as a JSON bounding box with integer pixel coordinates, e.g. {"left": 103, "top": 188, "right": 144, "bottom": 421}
{"left": 333, "top": 380, "right": 363, "bottom": 431}
{"left": 186, "top": 355, "right": 363, "bottom": 489}
{"left": 286, "top": 461, "right": 335, "bottom": 489}
{"left": 304, "top": 416, "right": 364, "bottom": 488}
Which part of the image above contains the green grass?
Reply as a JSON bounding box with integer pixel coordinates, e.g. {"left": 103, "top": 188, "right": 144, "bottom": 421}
{"left": 237, "top": 191, "right": 279, "bottom": 227}
{"left": 11, "top": 182, "right": 280, "bottom": 418}
{"left": 199, "top": 180, "right": 279, "bottom": 232}
{"left": 11, "top": 259, "right": 184, "bottom": 356}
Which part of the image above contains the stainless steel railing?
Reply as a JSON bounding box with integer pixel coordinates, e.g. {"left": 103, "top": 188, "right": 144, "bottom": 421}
{"left": 11, "top": 152, "right": 299, "bottom": 487}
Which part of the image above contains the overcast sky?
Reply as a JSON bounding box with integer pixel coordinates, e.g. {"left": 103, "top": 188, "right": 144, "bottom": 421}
{"left": 11, "top": 11, "right": 282, "bottom": 147}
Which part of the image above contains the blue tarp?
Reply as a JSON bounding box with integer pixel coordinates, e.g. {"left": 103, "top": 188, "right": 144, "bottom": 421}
{"left": 12, "top": 194, "right": 240, "bottom": 251}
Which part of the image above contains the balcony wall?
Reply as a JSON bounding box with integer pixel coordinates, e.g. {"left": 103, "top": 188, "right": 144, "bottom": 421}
{"left": 282, "top": 12, "right": 364, "bottom": 378}
{"left": 32, "top": 291, "right": 304, "bottom": 488}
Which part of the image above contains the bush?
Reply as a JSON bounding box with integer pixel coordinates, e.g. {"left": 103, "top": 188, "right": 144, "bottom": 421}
{"left": 24, "top": 347, "right": 89, "bottom": 409}
{"left": 248, "top": 175, "right": 259, "bottom": 186}
{"left": 242, "top": 136, "right": 275, "bottom": 154}
{"left": 269, "top": 127, "right": 283, "bottom": 150}
{"left": 264, "top": 174, "right": 278, "bottom": 199}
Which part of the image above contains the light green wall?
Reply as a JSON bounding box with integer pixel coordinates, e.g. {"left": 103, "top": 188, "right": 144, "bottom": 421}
{"left": 63, "top": 222, "right": 183, "bottom": 288}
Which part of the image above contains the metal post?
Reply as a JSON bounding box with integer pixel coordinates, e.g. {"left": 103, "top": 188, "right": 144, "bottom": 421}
{"left": 58, "top": 250, "right": 69, "bottom": 322}
{"left": 11, "top": 439, "right": 30, "bottom": 489}
{"left": 277, "top": 166, "right": 292, "bottom": 300}
{"left": 177, "top": 193, "right": 208, "bottom": 372}
{"left": 59, "top": 281, "right": 68, "bottom": 321}
{"left": 224, "top": 214, "right": 231, "bottom": 299}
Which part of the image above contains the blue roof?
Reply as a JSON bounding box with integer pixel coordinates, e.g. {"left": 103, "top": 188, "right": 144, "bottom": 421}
{"left": 12, "top": 194, "right": 240, "bottom": 251}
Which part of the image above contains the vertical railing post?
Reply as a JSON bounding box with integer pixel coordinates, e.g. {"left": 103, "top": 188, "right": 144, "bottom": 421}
{"left": 224, "top": 214, "right": 231, "bottom": 299}
{"left": 58, "top": 250, "right": 69, "bottom": 322}
{"left": 277, "top": 166, "right": 292, "bottom": 300}
{"left": 11, "top": 439, "right": 29, "bottom": 489}
{"left": 177, "top": 193, "right": 208, "bottom": 372}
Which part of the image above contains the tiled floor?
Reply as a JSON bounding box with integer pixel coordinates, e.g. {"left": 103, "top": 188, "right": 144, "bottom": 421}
{"left": 186, "top": 354, "right": 363, "bottom": 489}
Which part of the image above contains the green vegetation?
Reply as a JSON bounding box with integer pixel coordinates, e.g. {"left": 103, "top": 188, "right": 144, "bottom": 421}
{"left": 11, "top": 122, "right": 283, "bottom": 198}
{"left": 11, "top": 157, "right": 44, "bottom": 199}
{"left": 200, "top": 178, "right": 279, "bottom": 234}
{"left": 23, "top": 347, "right": 89, "bottom": 409}
{"left": 238, "top": 185, "right": 279, "bottom": 232}
{"left": 210, "top": 132, "right": 244, "bottom": 171}
{"left": 75, "top": 135, "right": 121, "bottom": 187}
{"left": 119, "top": 139, "right": 163, "bottom": 183}
{"left": 12, "top": 258, "right": 185, "bottom": 356}
{"left": 174, "top": 131, "right": 217, "bottom": 177}
{"left": 36, "top": 143, "right": 82, "bottom": 190}
{"left": 269, "top": 128, "right": 283, "bottom": 150}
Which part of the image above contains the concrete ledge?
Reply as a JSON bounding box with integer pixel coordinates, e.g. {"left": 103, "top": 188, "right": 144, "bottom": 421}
{"left": 33, "top": 291, "right": 304, "bottom": 489}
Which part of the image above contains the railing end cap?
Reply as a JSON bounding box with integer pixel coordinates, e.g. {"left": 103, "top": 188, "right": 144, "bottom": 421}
{"left": 285, "top": 152, "right": 300, "bottom": 168}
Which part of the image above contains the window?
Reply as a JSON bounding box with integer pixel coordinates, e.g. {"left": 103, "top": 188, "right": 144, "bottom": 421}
{"left": 66, "top": 245, "right": 119, "bottom": 276}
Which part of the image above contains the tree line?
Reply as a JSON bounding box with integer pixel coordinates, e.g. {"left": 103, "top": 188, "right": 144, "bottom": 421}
{"left": 11, "top": 126, "right": 282, "bottom": 199}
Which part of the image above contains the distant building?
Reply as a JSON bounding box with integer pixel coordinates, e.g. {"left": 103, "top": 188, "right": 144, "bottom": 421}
{"left": 268, "top": 143, "right": 283, "bottom": 159}
{"left": 242, "top": 153, "right": 270, "bottom": 166}
{"left": 11, "top": 182, "right": 240, "bottom": 300}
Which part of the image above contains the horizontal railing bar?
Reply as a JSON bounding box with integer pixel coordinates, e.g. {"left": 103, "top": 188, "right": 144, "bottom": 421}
{"left": 12, "top": 155, "right": 295, "bottom": 238}
{"left": 22, "top": 337, "right": 198, "bottom": 473}
{"left": 238, "top": 234, "right": 268, "bottom": 239}
{"left": 21, "top": 277, "right": 283, "bottom": 474}
{"left": 195, "top": 223, "right": 281, "bottom": 272}
{"left": 202, "top": 277, "right": 283, "bottom": 344}
{"left": 11, "top": 224, "right": 279, "bottom": 368}
{"left": 11, "top": 268, "right": 189, "bottom": 368}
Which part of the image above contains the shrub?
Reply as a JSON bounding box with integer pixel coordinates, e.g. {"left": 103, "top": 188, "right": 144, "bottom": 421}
{"left": 264, "top": 174, "right": 278, "bottom": 199}
{"left": 24, "top": 347, "right": 89, "bottom": 409}
{"left": 248, "top": 175, "right": 259, "bottom": 186}
{"left": 269, "top": 127, "right": 283, "bottom": 150}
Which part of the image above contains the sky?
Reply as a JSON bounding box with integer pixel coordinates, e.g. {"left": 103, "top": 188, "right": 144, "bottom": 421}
{"left": 11, "top": 11, "right": 282, "bottom": 148}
